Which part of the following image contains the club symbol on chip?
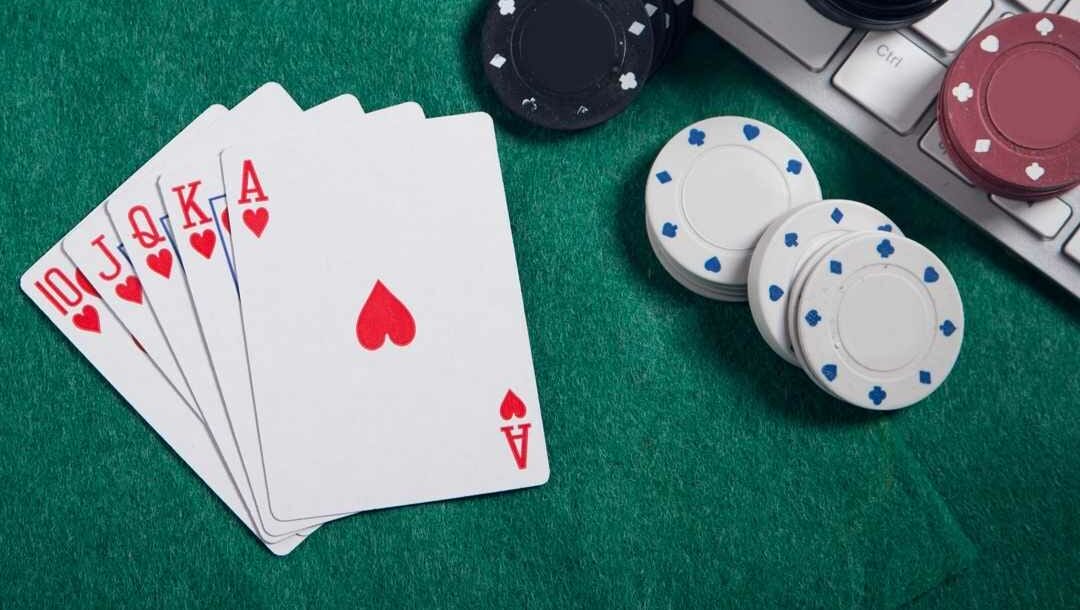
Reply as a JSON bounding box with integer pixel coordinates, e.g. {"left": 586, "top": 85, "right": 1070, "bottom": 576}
{"left": 940, "top": 320, "right": 957, "bottom": 337}
{"left": 520, "top": 97, "right": 538, "bottom": 112}
{"left": 619, "top": 72, "right": 638, "bottom": 90}
{"left": 497, "top": 0, "right": 516, "bottom": 16}
{"left": 868, "top": 386, "right": 887, "bottom": 406}
{"left": 661, "top": 222, "right": 678, "bottom": 238}
{"left": 980, "top": 35, "right": 1000, "bottom": 53}
{"left": 1025, "top": 162, "right": 1045, "bottom": 182}
{"left": 1036, "top": 17, "right": 1054, "bottom": 36}
{"left": 784, "top": 232, "right": 798, "bottom": 247}
{"left": 688, "top": 128, "right": 705, "bottom": 146}
{"left": 786, "top": 160, "right": 802, "bottom": 175}
{"left": 876, "top": 239, "right": 895, "bottom": 259}
{"left": 704, "top": 256, "right": 721, "bottom": 273}
{"left": 877, "top": 224, "right": 893, "bottom": 232}
{"left": 804, "top": 309, "right": 821, "bottom": 327}
{"left": 576, "top": 106, "right": 589, "bottom": 116}
{"left": 952, "top": 82, "right": 974, "bottom": 103}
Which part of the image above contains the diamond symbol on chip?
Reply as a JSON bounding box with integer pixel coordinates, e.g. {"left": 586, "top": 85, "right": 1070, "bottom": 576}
{"left": 952, "top": 82, "right": 974, "bottom": 103}
{"left": 520, "top": 97, "right": 538, "bottom": 112}
{"left": 489, "top": 54, "right": 507, "bottom": 69}
{"left": 619, "top": 72, "right": 638, "bottom": 90}
{"left": 979, "top": 35, "right": 999, "bottom": 53}
{"left": 628, "top": 21, "right": 645, "bottom": 36}
{"left": 973, "top": 139, "right": 991, "bottom": 153}
{"left": 1036, "top": 17, "right": 1054, "bottom": 37}
{"left": 498, "top": 0, "right": 516, "bottom": 16}
{"left": 1026, "top": 162, "right": 1045, "bottom": 181}
{"left": 830, "top": 208, "right": 844, "bottom": 224}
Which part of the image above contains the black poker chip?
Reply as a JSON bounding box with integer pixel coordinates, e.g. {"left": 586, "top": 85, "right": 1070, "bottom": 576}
{"left": 643, "top": 0, "right": 669, "bottom": 79}
{"left": 481, "top": 0, "right": 655, "bottom": 131}
{"left": 805, "top": 0, "right": 946, "bottom": 30}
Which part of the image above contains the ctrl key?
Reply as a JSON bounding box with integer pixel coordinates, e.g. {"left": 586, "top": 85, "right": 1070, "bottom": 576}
{"left": 833, "top": 31, "right": 946, "bottom": 134}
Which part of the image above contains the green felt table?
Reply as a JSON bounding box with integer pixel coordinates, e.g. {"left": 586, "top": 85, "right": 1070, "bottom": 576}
{"left": 1, "top": 1, "right": 1078, "bottom": 608}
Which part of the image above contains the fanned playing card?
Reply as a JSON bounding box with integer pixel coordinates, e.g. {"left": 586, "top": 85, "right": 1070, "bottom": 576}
{"left": 223, "top": 112, "right": 548, "bottom": 520}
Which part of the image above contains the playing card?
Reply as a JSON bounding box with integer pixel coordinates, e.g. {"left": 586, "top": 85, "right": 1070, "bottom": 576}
{"left": 158, "top": 98, "right": 425, "bottom": 537}
{"left": 20, "top": 243, "right": 306, "bottom": 555}
{"left": 223, "top": 112, "right": 549, "bottom": 520}
{"left": 106, "top": 83, "right": 305, "bottom": 543}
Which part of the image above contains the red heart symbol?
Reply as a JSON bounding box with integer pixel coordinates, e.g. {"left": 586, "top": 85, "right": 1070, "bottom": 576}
{"left": 75, "top": 269, "right": 99, "bottom": 298}
{"left": 243, "top": 207, "right": 269, "bottom": 238}
{"left": 499, "top": 390, "right": 527, "bottom": 420}
{"left": 189, "top": 229, "right": 216, "bottom": 259}
{"left": 355, "top": 281, "right": 415, "bottom": 351}
{"left": 146, "top": 248, "right": 173, "bottom": 278}
{"left": 72, "top": 305, "right": 101, "bottom": 333}
{"left": 220, "top": 208, "right": 231, "bottom": 234}
{"left": 115, "top": 275, "right": 143, "bottom": 304}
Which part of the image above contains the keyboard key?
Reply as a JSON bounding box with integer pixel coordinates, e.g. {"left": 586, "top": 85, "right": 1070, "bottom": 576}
{"left": 1065, "top": 229, "right": 1080, "bottom": 265}
{"left": 1015, "top": 0, "right": 1051, "bottom": 10}
{"left": 911, "top": 0, "right": 992, "bottom": 53}
{"left": 920, "top": 121, "right": 974, "bottom": 185}
{"left": 990, "top": 195, "right": 1073, "bottom": 239}
{"left": 833, "top": 31, "right": 946, "bottom": 134}
{"left": 720, "top": 0, "right": 851, "bottom": 71}
{"left": 1061, "top": 0, "right": 1080, "bottom": 20}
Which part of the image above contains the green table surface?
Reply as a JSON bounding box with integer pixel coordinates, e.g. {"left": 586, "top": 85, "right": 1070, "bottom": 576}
{"left": 2, "top": 1, "right": 1078, "bottom": 608}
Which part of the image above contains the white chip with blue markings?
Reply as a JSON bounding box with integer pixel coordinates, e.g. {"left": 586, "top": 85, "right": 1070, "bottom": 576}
{"left": 793, "top": 233, "right": 964, "bottom": 411}
{"left": 645, "top": 116, "right": 822, "bottom": 296}
{"left": 748, "top": 200, "right": 902, "bottom": 366}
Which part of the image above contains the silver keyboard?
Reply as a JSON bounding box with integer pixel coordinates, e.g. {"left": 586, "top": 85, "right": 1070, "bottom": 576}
{"left": 695, "top": 0, "right": 1080, "bottom": 300}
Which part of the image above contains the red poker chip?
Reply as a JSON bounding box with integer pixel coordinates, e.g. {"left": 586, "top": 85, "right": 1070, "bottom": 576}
{"left": 940, "top": 13, "right": 1080, "bottom": 198}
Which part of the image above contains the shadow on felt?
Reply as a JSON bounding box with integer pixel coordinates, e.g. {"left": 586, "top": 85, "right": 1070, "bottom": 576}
{"left": 615, "top": 153, "right": 885, "bottom": 428}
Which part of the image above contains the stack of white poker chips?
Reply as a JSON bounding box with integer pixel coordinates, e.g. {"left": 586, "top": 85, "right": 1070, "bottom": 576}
{"left": 645, "top": 116, "right": 822, "bottom": 301}
{"left": 645, "top": 117, "right": 965, "bottom": 410}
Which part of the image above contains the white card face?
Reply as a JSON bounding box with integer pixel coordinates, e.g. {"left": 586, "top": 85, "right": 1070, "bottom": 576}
{"left": 223, "top": 112, "right": 549, "bottom": 520}
{"left": 20, "top": 243, "right": 306, "bottom": 556}
{"left": 155, "top": 95, "right": 426, "bottom": 537}
{"left": 106, "top": 83, "right": 305, "bottom": 543}
{"left": 59, "top": 106, "right": 227, "bottom": 419}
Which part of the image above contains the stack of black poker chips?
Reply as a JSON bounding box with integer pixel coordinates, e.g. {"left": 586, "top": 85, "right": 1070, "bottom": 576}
{"left": 805, "top": 0, "right": 949, "bottom": 30}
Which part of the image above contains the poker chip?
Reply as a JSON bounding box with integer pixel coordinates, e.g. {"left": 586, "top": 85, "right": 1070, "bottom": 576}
{"left": 940, "top": 13, "right": 1080, "bottom": 199}
{"left": 805, "top": 0, "right": 946, "bottom": 30}
{"left": 645, "top": 116, "right": 822, "bottom": 300}
{"left": 792, "top": 233, "right": 964, "bottom": 411}
{"left": 480, "top": 0, "right": 655, "bottom": 131}
{"left": 748, "top": 200, "right": 902, "bottom": 365}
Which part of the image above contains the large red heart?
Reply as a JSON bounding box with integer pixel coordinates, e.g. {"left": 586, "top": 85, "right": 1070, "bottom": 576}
{"left": 72, "top": 305, "right": 101, "bottom": 333}
{"left": 243, "top": 207, "right": 269, "bottom": 238}
{"left": 499, "top": 390, "right": 527, "bottom": 420}
{"left": 355, "top": 281, "right": 415, "bottom": 351}
{"left": 115, "top": 275, "right": 143, "bottom": 304}
{"left": 220, "top": 208, "right": 231, "bottom": 234}
{"left": 75, "top": 269, "right": 99, "bottom": 298}
{"left": 190, "top": 229, "right": 216, "bottom": 259}
{"left": 146, "top": 248, "right": 173, "bottom": 278}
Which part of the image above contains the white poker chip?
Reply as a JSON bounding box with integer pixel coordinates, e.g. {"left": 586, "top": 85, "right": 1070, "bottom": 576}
{"left": 646, "top": 116, "right": 822, "bottom": 290}
{"left": 748, "top": 200, "right": 902, "bottom": 365}
{"left": 647, "top": 225, "right": 746, "bottom": 302}
{"left": 793, "top": 233, "right": 964, "bottom": 411}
